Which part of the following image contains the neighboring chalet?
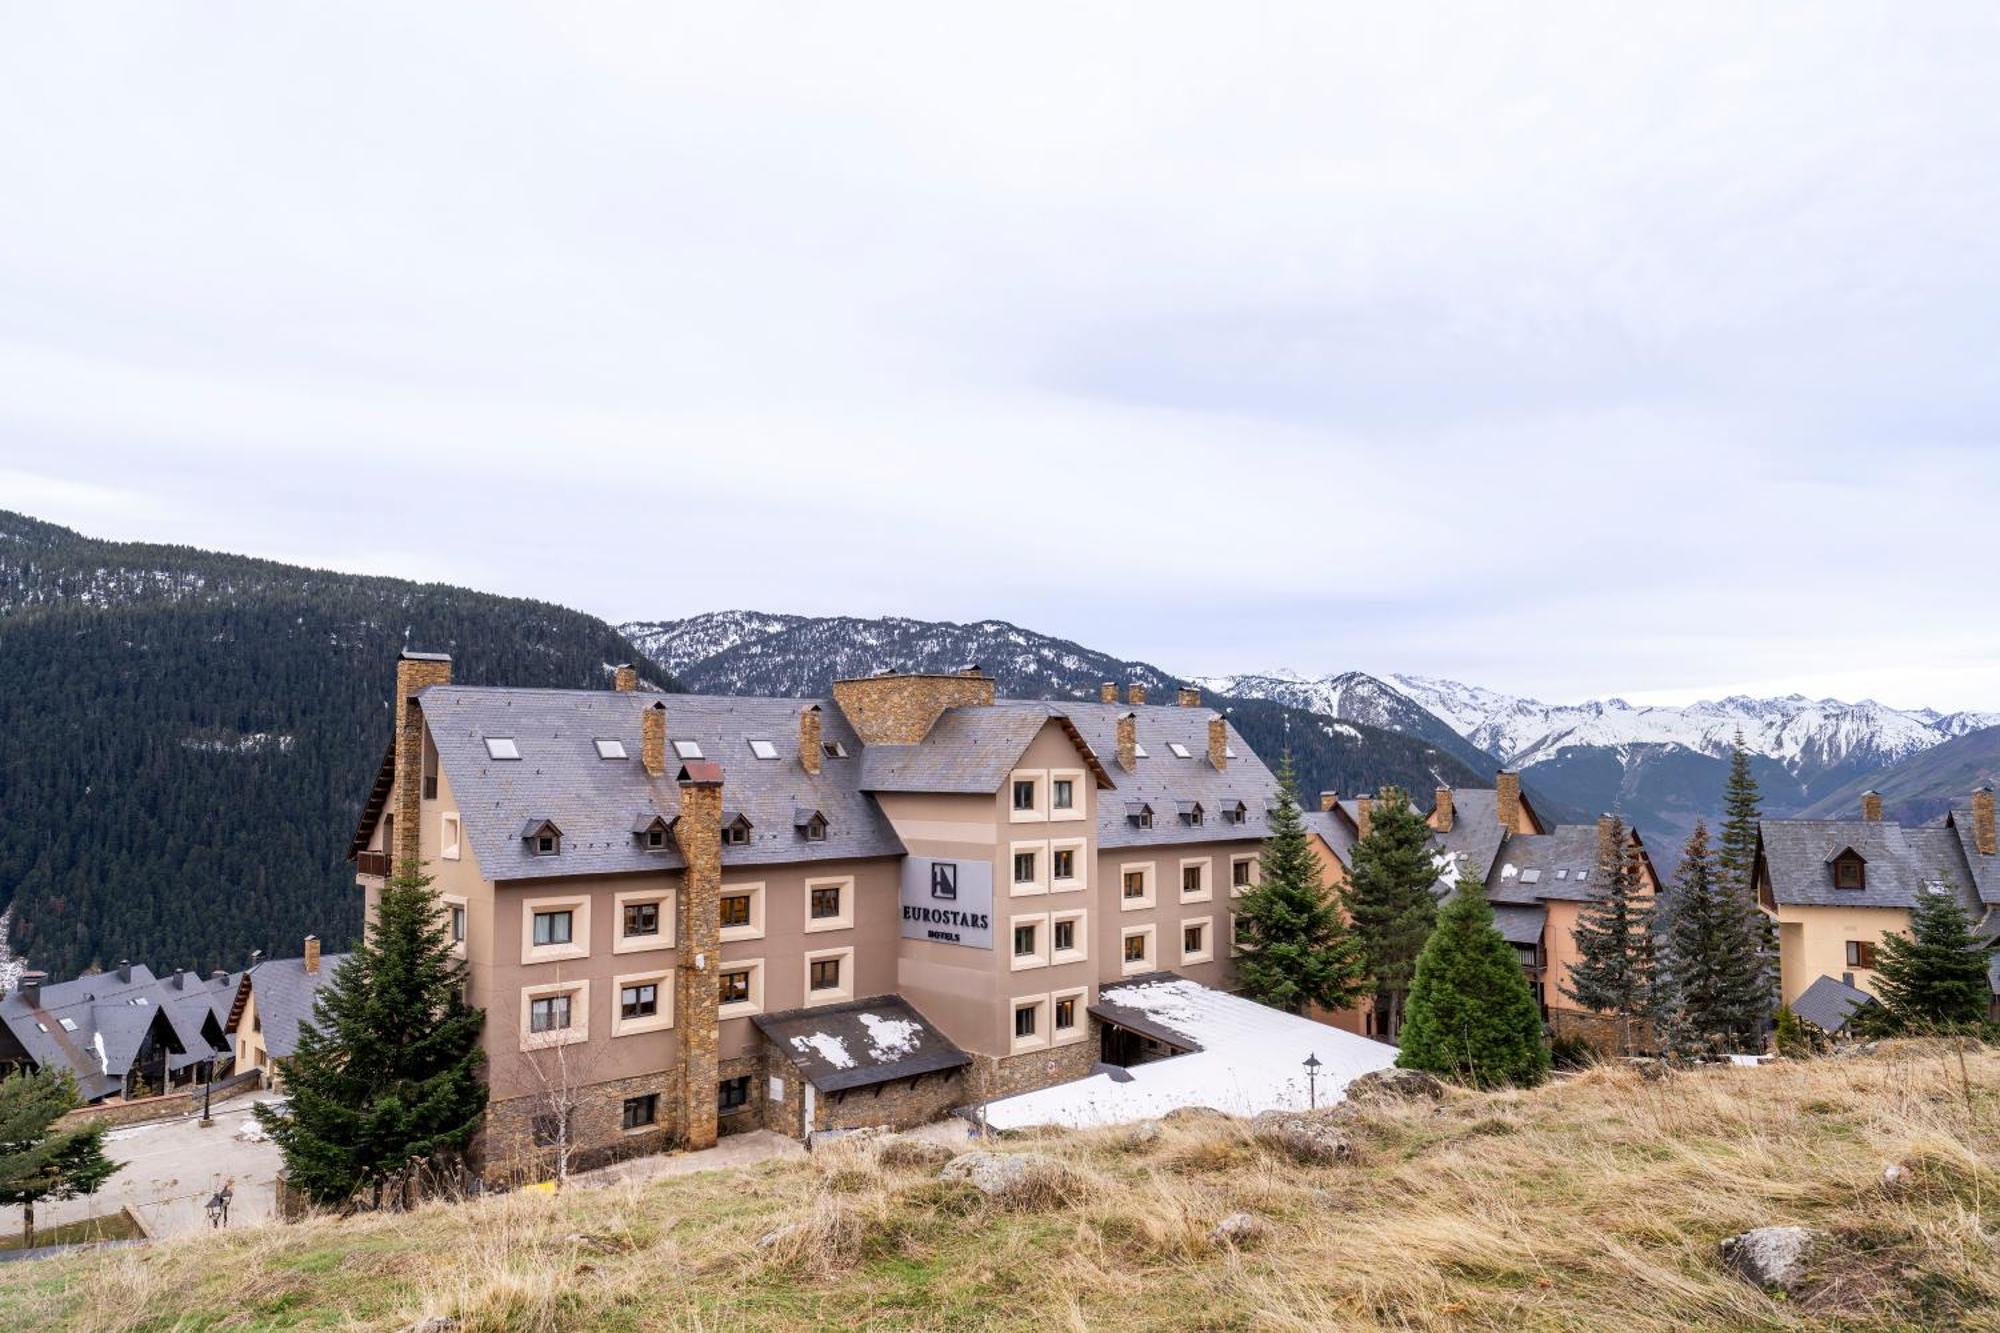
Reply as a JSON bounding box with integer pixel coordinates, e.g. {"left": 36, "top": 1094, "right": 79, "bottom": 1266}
{"left": 226, "top": 936, "right": 349, "bottom": 1085}
{"left": 0, "top": 963, "right": 238, "bottom": 1102}
{"left": 1756, "top": 788, "right": 2000, "bottom": 1022}
{"left": 345, "top": 654, "right": 1391, "bottom": 1180}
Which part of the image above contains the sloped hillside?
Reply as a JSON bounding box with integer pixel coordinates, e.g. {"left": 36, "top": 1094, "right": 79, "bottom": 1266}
{"left": 0, "top": 510, "right": 672, "bottom": 978}
{"left": 1801, "top": 724, "right": 2000, "bottom": 825}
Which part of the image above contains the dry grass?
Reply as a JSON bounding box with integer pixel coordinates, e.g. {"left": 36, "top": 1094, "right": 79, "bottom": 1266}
{"left": 3, "top": 1044, "right": 1997, "bottom": 1330}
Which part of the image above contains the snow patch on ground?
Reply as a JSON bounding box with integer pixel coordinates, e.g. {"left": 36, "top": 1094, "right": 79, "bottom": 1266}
{"left": 859, "top": 1013, "right": 921, "bottom": 1061}
{"left": 790, "top": 1032, "right": 854, "bottom": 1069}
{"left": 980, "top": 978, "right": 1396, "bottom": 1130}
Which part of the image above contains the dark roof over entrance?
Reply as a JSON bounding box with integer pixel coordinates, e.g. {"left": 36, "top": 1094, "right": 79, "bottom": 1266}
{"left": 1086, "top": 971, "right": 1202, "bottom": 1053}
{"left": 753, "top": 994, "right": 970, "bottom": 1093}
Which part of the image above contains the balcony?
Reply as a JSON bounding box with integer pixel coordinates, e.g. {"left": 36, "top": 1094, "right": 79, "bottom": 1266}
{"left": 355, "top": 850, "right": 391, "bottom": 878}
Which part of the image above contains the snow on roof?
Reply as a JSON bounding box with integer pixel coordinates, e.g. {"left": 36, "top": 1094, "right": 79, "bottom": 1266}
{"left": 860, "top": 1012, "right": 921, "bottom": 1061}
{"left": 980, "top": 977, "right": 1397, "bottom": 1130}
{"left": 790, "top": 1031, "right": 855, "bottom": 1070}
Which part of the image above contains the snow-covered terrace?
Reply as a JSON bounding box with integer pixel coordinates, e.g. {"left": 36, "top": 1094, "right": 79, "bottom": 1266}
{"left": 980, "top": 976, "right": 1397, "bottom": 1130}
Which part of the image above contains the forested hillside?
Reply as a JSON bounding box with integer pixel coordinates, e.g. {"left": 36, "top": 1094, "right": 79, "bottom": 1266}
{"left": 0, "top": 511, "right": 671, "bottom": 978}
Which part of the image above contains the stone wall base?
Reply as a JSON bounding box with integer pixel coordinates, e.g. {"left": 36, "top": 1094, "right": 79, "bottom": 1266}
{"left": 480, "top": 1068, "right": 685, "bottom": 1186}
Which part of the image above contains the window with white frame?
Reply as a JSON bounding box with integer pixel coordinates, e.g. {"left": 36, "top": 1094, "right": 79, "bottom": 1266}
{"left": 803, "top": 877, "right": 854, "bottom": 933}
{"left": 718, "top": 959, "right": 764, "bottom": 1015}
{"left": 1119, "top": 863, "right": 1156, "bottom": 910}
{"left": 611, "top": 969, "right": 673, "bottom": 1036}
{"left": 521, "top": 896, "right": 589, "bottom": 964}
{"left": 441, "top": 812, "right": 462, "bottom": 860}
{"left": 1180, "top": 916, "right": 1213, "bottom": 965}
{"left": 484, "top": 737, "right": 520, "bottom": 761}
{"left": 803, "top": 947, "right": 853, "bottom": 1006}
{"left": 719, "top": 884, "right": 765, "bottom": 942}
{"left": 520, "top": 980, "right": 589, "bottom": 1049}
{"left": 1008, "top": 769, "right": 1048, "bottom": 822}
{"left": 1051, "top": 986, "right": 1089, "bottom": 1045}
{"left": 1010, "top": 995, "right": 1049, "bottom": 1053}
{"left": 1231, "top": 856, "right": 1257, "bottom": 895}
{"left": 1049, "top": 838, "right": 1087, "bottom": 892}
{"left": 673, "top": 739, "right": 704, "bottom": 760}
{"left": 1180, "top": 858, "right": 1211, "bottom": 902}
{"left": 1010, "top": 912, "right": 1050, "bottom": 971}
{"left": 1009, "top": 840, "right": 1049, "bottom": 896}
{"left": 1049, "top": 769, "right": 1087, "bottom": 822}
{"left": 594, "top": 738, "right": 627, "bottom": 760}
{"left": 614, "top": 889, "right": 674, "bottom": 954}
{"left": 1051, "top": 908, "right": 1088, "bottom": 965}
{"left": 1120, "top": 924, "right": 1156, "bottom": 976}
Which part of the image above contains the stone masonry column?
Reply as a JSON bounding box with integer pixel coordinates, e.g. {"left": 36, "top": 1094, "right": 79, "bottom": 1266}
{"left": 393, "top": 651, "right": 452, "bottom": 872}
{"left": 673, "top": 763, "right": 724, "bottom": 1150}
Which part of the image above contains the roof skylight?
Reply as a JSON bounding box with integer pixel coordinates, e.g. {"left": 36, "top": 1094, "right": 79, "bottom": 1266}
{"left": 485, "top": 737, "right": 521, "bottom": 761}
{"left": 594, "top": 738, "right": 627, "bottom": 760}
{"left": 1167, "top": 742, "right": 1192, "bottom": 759}
{"left": 1132, "top": 743, "right": 1149, "bottom": 758}
{"left": 673, "top": 739, "right": 704, "bottom": 760}
{"left": 748, "top": 739, "right": 781, "bottom": 760}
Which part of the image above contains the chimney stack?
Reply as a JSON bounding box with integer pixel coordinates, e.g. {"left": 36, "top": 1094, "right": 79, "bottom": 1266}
{"left": 612, "top": 663, "right": 638, "bottom": 693}
{"left": 304, "top": 935, "right": 321, "bottom": 975}
{"left": 1116, "top": 712, "right": 1138, "bottom": 773}
{"left": 1356, "top": 795, "right": 1373, "bottom": 840}
{"left": 957, "top": 663, "right": 984, "bottom": 679}
{"left": 1127, "top": 683, "right": 1147, "bottom": 706}
{"left": 799, "top": 704, "right": 823, "bottom": 776}
{"left": 209, "top": 970, "right": 226, "bottom": 985}
{"left": 1496, "top": 770, "right": 1521, "bottom": 831}
{"left": 1177, "top": 686, "right": 1201, "bottom": 708}
{"left": 1597, "top": 813, "right": 1620, "bottom": 875}
{"left": 1434, "top": 786, "right": 1455, "bottom": 833}
{"left": 1207, "top": 715, "right": 1228, "bottom": 769}
{"left": 19, "top": 971, "right": 45, "bottom": 1006}
{"left": 117, "top": 960, "right": 131, "bottom": 984}
{"left": 673, "top": 762, "right": 725, "bottom": 1151}
{"left": 1861, "top": 790, "right": 1883, "bottom": 822}
{"left": 171, "top": 967, "right": 185, "bottom": 990}
{"left": 1976, "top": 786, "right": 1997, "bottom": 857}
{"left": 1319, "top": 791, "right": 1338, "bottom": 813}
{"left": 1099, "top": 681, "right": 1118, "bottom": 704}
{"left": 394, "top": 650, "right": 453, "bottom": 871}
{"left": 642, "top": 701, "right": 667, "bottom": 778}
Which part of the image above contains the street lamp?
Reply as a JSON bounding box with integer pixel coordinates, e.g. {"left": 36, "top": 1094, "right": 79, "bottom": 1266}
{"left": 1302, "top": 1052, "right": 1322, "bottom": 1110}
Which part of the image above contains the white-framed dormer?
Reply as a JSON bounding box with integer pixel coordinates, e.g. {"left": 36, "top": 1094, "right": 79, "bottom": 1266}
{"left": 521, "top": 894, "right": 590, "bottom": 965}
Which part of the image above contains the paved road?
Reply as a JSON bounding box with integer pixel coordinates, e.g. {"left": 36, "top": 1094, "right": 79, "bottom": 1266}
{"left": 0, "top": 1092, "right": 284, "bottom": 1242}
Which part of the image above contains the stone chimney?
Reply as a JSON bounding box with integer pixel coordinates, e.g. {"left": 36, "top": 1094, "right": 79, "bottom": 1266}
{"left": 1178, "top": 686, "right": 1201, "bottom": 708}
{"left": 1496, "top": 770, "right": 1521, "bottom": 831}
{"left": 117, "top": 960, "right": 131, "bottom": 984}
{"left": 830, "top": 672, "right": 995, "bottom": 745}
{"left": 799, "top": 704, "right": 823, "bottom": 776}
{"left": 1861, "top": 790, "right": 1883, "bottom": 822}
{"left": 1127, "top": 683, "right": 1147, "bottom": 706}
{"left": 642, "top": 701, "right": 667, "bottom": 778}
{"left": 1356, "top": 795, "right": 1373, "bottom": 840}
{"left": 1434, "top": 786, "right": 1455, "bottom": 833}
{"left": 1116, "top": 711, "right": 1138, "bottom": 772}
{"left": 19, "top": 971, "right": 45, "bottom": 1006}
{"left": 1319, "top": 791, "right": 1338, "bottom": 813}
{"left": 394, "top": 650, "right": 453, "bottom": 871}
{"left": 1597, "top": 813, "right": 1620, "bottom": 875}
{"left": 1099, "top": 681, "right": 1117, "bottom": 704}
{"left": 673, "top": 763, "right": 725, "bottom": 1151}
{"left": 1207, "top": 715, "right": 1228, "bottom": 770}
{"left": 304, "top": 935, "right": 321, "bottom": 975}
{"left": 612, "top": 663, "right": 638, "bottom": 693}
{"left": 209, "top": 970, "right": 226, "bottom": 985}
{"left": 1976, "top": 786, "right": 1997, "bottom": 857}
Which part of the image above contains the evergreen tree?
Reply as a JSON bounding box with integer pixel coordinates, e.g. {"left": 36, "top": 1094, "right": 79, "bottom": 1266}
{"left": 1344, "top": 788, "right": 1441, "bottom": 1037}
{"left": 1236, "top": 753, "right": 1368, "bottom": 1014}
{"left": 1660, "top": 821, "right": 1775, "bottom": 1054}
{"left": 1560, "top": 815, "right": 1661, "bottom": 1055}
{"left": 256, "top": 862, "right": 487, "bottom": 1207}
{"left": 1397, "top": 873, "right": 1550, "bottom": 1087}
{"left": 0, "top": 1067, "right": 119, "bottom": 1248}
{"left": 1715, "top": 731, "right": 1761, "bottom": 900}
{"left": 1856, "top": 887, "right": 1992, "bottom": 1034}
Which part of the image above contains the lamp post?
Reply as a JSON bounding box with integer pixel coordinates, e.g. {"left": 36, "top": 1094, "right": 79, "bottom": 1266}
{"left": 1303, "top": 1052, "right": 1322, "bottom": 1110}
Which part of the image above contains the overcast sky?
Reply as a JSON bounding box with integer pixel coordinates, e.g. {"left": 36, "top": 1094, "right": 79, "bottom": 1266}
{"left": 5, "top": 6, "right": 1999, "bottom": 710}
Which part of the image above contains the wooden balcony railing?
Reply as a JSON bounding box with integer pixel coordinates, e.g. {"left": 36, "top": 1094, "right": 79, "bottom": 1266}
{"left": 355, "top": 850, "right": 391, "bottom": 877}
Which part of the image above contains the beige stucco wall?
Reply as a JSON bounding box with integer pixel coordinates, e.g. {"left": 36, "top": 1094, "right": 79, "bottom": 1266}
{"left": 1768, "top": 903, "right": 1909, "bottom": 1004}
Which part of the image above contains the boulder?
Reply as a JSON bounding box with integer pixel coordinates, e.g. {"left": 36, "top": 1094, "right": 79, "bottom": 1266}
{"left": 937, "top": 1151, "right": 1062, "bottom": 1198}
{"left": 1122, "top": 1120, "right": 1164, "bottom": 1148}
{"left": 1251, "top": 1110, "right": 1352, "bottom": 1165}
{"left": 875, "top": 1136, "right": 957, "bottom": 1171}
{"left": 1719, "top": 1225, "right": 1821, "bottom": 1293}
{"left": 1161, "top": 1105, "right": 1231, "bottom": 1126}
{"left": 406, "top": 1319, "right": 460, "bottom": 1333}
{"left": 1207, "top": 1211, "right": 1266, "bottom": 1248}
{"left": 1343, "top": 1069, "right": 1446, "bottom": 1103}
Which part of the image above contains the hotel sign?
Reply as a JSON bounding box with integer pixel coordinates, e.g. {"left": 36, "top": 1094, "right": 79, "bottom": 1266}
{"left": 899, "top": 856, "right": 993, "bottom": 950}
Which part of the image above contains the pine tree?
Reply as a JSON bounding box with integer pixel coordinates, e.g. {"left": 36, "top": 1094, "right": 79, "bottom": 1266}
{"left": 1560, "top": 815, "right": 1661, "bottom": 1055}
{"left": 1397, "top": 873, "right": 1550, "bottom": 1087}
{"left": 1236, "top": 753, "right": 1368, "bottom": 1014}
{"left": 1715, "top": 731, "right": 1761, "bottom": 901}
{"left": 0, "top": 1067, "right": 120, "bottom": 1248}
{"left": 1659, "top": 821, "right": 1775, "bottom": 1055}
{"left": 256, "top": 861, "right": 487, "bottom": 1207}
{"left": 1856, "top": 887, "right": 1992, "bottom": 1034}
{"left": 1344, "top": 788, "right": 1442, "bottom": 1037}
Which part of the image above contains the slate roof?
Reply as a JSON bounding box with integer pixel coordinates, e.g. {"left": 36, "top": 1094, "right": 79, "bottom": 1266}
{"left": 1300, "top": 810, "right": 1356, "bottom": 869}
{"left": 1431, "top": 790, "right": 1510, "bottom": 887}
{"left": 1487, "top": 825, "right": 1615, "bottom": 905}
{"left": 235, "top": 954, "right": 350, "bottom": 1061}
{"left": 1790, "top": 974, "right": 1877, "bottom": 1034}
{"left": 1941, "top": 808, "right": 2000, "bottom": 906}
{"left": 413, "top": 687, "right": 903, "bottom": 882}
{"left": 1087, "top": 971, "right": 1204, "bottom": 1052}
{"left": 857, "top": 706, "right": 1072, "bottom": 794}
{"left": 752, "top": 994, "right": 970, "bottom": 1092}
{"left": 1055, "top": 703, "right": 1279, "bottom": 850}
{"left": 0, "top": 964, "right": 232, "bottom": 1101}
{"left": 1757, "top": 819, "right": 1980, "bottom": 912}
{"left": 1491, "top": 903, "right": 1548, "bottom": 946}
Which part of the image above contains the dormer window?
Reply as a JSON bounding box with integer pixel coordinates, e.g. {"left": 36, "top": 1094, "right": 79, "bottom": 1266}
{"left": 723, "top": 812, "right": 754, "bottom": 846}
{"left": 485, "top": 737, "right": 521, "bottom": 761}
{"left": 1834, "top": 853, "right": 1865, "bottom": 890}
{"left": 632, "top": 813, "right": 672, "bottom": 850}
{"left": 1221, "top": 801, "right": 1247, "bottom": 826}
{"left": 521, "top": 819, "right": 563, "bottom": 856}
{"left": 1178, "top": 801, "right": 1204, "bottom": 827}
{"left": 822, "top": 740, "right": 849, "bottom": 759}
{"left": 795, "top": 809, "right": 828, "bottom": 842}
{"left": 1126, "top": 801, "right": 1153, "bottom": 829}
{"left": 594, "top": 738, "right": 627, "bottom": 760}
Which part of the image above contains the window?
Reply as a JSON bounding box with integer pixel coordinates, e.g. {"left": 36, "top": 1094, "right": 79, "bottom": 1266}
{"left": 624, "top": 902, "right": 659, "bottom": 937}
{"left": 622, "top": 1094, "right": 659, "bottom": 1130}
{"left": 615, "top": 891, "right": 674, "bottom": 953}
{"left": 811, "top": 885, "right": 841, "bottom": 920}
{"left": 1014, "top": 850, "right": 1038, "bottom": 884}
{"left": 533, "top": 910, "right": 573, "bottom": 946}
{"left": 485, "top": 737, "right": 521, "bottom": 760}
{"left": 450, "top": 904, "right": 467, "bottom": 943}
{"left": 1014, "top": 1004, "right": 1037, "bottom": 1038}
{"left": 1124, "top": 934, "right": 1147, "bottom": 963}
{"left": 620, "top": 983, "right": 658, "bottom": 1019}
{"left": 1123, "top": 871, "right": 1146, "bottom": 898}
{"left": 1014, "top": 921, "right": 1038, "bottom": 957}
{"left": 810, "top": 957, "right": 841, "bottom": 991}
{"left": 801, "top": 815, "right": 827, "bottom": 842}
{"left": 673, "top": 739, "right": 704, "bottom": 760}
{"left": 1181, "top": 916, "right": 1214, "bottom": 965}
{"left": 1136, "top": 807, "right": 1153, "bottom": 829}
{"left": 1224, "top": 803, "right": 1247, "bottom": 826}
{"left": 748, "top": 739, "right": 780, "bottom": 760}
{"left": 1835, "top": 856, "right": 1865, "bottom": 890}
{"left": 720, "top": 884, "right": 765, "bottom": 940}
{"left": 1050, "top": 985, "right": 1088, "bottom": 1045}
{"left": 1052, "top": 918, "right": 1074, "bottom": 953}
{"left": 1167, "top": 742, "right": 1192, "bottom": 759}
{"left": 594, "top": 738, "right": 627, "bottom": 760}
{"left": 1183, "top": 805, "right": 1204, "bottom": 827}
{"left": 1232, "top": 857, "right": 1254, "bottom": 889}
{"left": 1846, "top": 940, "right": 1878, "bottom": 968}
{"left": 532, "top": 829, "right": 560, "bottom": 856}
{"left": 1181, "top": 861, "right": 1209, "bottom": 900}
{"left": 1013, "top": 779, "right": 1037, "bottom": 811}
{"left": 718, "top": 959, "right": 764, "bottom": 1013}
{"left": 1132, "top": 742, "right": 1149, "bottom": 759}
{"left": 719, "top": 1076, "right": 751, "bottom": 1111}
{"left": 1184, "top": 923, "right": 1204, "bottom": 954}
{"left": 823, "top": 740, "right": 848, "bottom": 759}
{"left": 1121, "top": 923, "right": 1157, "bottom": 975}
{"left": 723, "top": 820, "right": 749, "bottom": 845}
{"left": 721, "top": 895, "right": 752, "bottom": 927}
{"left": 720, "top": 969, "right": 752, "bottom": 1005}
{"left": 1052, "top": 847, "right": 1075, "bottom": 881}
{"left": 1054, "top": 995, "right": 1077, "bottom": 1030}
{"left": 802, "top": 947, "right": 853, "bottom": 1004}
{"left": 1120, "top": 864, "right": 1155, "bottom": 910}
{"left": 1052, "top": 778, "right": 1075, "bottom": 811}
{"left": 441, "top": 812, "right": 461, "bottom": 861}
{"left": 529, "top": 994, "right": 572, "bottom": 1033}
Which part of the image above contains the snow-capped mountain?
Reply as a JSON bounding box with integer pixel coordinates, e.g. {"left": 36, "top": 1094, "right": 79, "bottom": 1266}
{"left": 1192, "top": 669, "right": 1498, "bottom": 778}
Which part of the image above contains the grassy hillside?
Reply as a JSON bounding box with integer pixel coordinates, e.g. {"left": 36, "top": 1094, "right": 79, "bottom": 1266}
{"left": 0, "top": 510, "right": 673, "bottom": 977}
{"left": 4, "top": 1045, "right": 1994, "bottom": 1330}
